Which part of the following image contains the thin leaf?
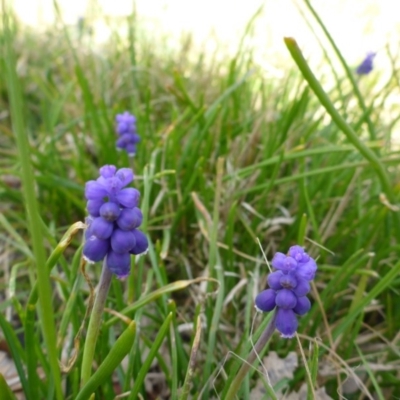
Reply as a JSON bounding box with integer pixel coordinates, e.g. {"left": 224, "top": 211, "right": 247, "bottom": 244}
{"left": 75, "top": 321, "right": 137, "bottom": 400}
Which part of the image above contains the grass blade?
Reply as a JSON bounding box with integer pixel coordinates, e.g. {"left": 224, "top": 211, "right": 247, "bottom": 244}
{"left": 2, "top": 8, "right": 62, "bottom": 399}
{"left": 128, "top": 313, "right": 173, "bottom": 399}
{"left": 75, "top": 321, "right": 137, "bottom": 400}
{"left": 283, "top": 37, "right": 395, "bottom": 206}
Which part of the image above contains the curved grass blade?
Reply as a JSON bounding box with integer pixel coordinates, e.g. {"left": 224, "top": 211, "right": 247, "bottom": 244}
{"left": 301, "top": 0, "right": 377, "bottom": 141}
{"left": 2, "top": 7, "right": 62, "bottom": 398}
{"left": 333, "top": 260, "right": 400, "bottom": 340}
{"left": 75, "top": 321, "right": 137, "bottom": 400}
{"left": 0, "top": 374, "right": 17, "bottom": 400}
{"left": 128, "top": 313, "right": 173, "bottom": 399}
{"left": 105, "top": 277, "right": 218, "bottom": 327}
{"left": 283, "top": 37, "right": 395, "bottom": 206}
{"left": 27, "top": 221, "right": 85, "bottom": 305}
{"left": 0, "top": 314, "right": 28, "bottom": 397}
{"left": 179, "top": 315, "right": 202, "bottom": 400}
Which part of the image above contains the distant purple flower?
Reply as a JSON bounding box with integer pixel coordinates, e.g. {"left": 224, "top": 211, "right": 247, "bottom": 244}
{"left": 356, "top": 52, "right": 376, "bottom": 75}
{"left": 255, "top": 246, "right": 317, "bottom": 338}
{"left": 83, "top": 165, "right": 148, "bottom": 279}
{"left": 115, "top": 112, "right": 140, "bottom": 157}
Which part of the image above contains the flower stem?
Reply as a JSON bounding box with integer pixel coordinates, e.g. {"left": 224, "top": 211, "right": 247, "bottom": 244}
{"left": 225, "top": 311, "right": 277, "bottom": 400}
{"left": 81, "top": 260, "right": 113, "bottom": 386}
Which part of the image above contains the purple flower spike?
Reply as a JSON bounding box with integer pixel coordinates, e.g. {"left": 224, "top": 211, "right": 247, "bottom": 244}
{"left": 356, "top": 52, "right": 376, "bottom": 75}
{"left": 115, "top": 112, "right": 140, "bottom": 157}
{"left": 255, "top": 245, "right": 317, "bottom": 338}
{"left": 82, "top": 165, "right": 149, "bottom": 278}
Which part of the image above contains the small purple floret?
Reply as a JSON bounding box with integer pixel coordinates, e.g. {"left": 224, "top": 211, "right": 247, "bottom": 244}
{"left": 111, "top": 229, "right": 136, "bottom": 254}
{"left": 275, "top": 289, "right": 297, "bottom": 309}
{"left": 279, "top": 274, "right": 297, "bottom": 289}
{"left": 276, "top": 309, "right": 298, "bottom": 338}
{"left": 271, "top": 253, "right": 297, "bottom": 273}
{"left": 292, "top": 278, "right": 310, "bottom": 297}
{"left": 116, "top": 188, "right": 140, "bottom": 208}
{"left": 100, "top": 202, "right": 121, "bottom": 221}
{"left": 296, "top": 258, "right": 317, "bottom": 281}
{"left": 129, "top": 230, "right": 149, "bottom": 255}
{"left": 99, "top": 165, "right": 117, "bottom": 178}
{"left": 83, "top": 236, "right": 109, "bottom": 263}
{"left": 116, "top": 168, "right": 134, "bottom": 186}
{"left": 85, "top": 181, "right": 108, "bottom": 200}
{"left": 90, "top": 217, "right": 114, "bottom": 240}
{"left": 87, "top": 199, "right": 104, "bottom": 217}
{"left": 267, "top": 270, "right": 284, "bottom": 290}
{"left": 106, "top": 251, "right": 131, "bottom": 278}
{"left": 288, "top": 245, "right": 310, "bottom": 263}
{"left": 255, "top": 245, "right": 317, "bottom": 338}
{"left": 293, "top": 296, "right": 311, "bottom": 316}
{"left": 117, "top": 208, "right": 143, "bottom": 231}
{"left": 255, "top": 289, "right": 276, "bottom": 312}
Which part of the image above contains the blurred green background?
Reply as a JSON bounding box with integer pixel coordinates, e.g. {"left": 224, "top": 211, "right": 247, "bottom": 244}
{"left": 1, "top": 1, "right": 400, "bottom": 399}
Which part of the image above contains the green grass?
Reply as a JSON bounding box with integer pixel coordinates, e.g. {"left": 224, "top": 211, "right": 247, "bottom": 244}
{"left": 1, "top": 2, "right": 400, "bottom": 399}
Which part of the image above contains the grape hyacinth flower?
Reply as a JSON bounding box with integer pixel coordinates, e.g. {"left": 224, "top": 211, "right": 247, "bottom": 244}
{"left": 356, "top": 52, "right": 376, "bottom": 75}
{"left": 83, "top": 165, "right": 148, "bottom": 279}
{"left": 226, "top": 246, "right": 318, "bottom": 399}
{"left": 255, "top": 245, "right": 317, "bottom": 338}
{"left": 115, "top": 111, "right": 141, "bottom": 157}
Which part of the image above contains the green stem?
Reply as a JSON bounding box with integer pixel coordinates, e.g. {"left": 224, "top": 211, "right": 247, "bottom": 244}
{"left": 225, "top": 311, "right": 277, "bottom": 400}
{"left": 81, "top": 260, "right": 113, "bottom": 386}
{"left": 203, "top": 158, "right": 225, "bottom": 397}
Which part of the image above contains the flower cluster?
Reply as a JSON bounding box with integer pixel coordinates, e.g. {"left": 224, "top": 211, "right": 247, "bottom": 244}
{"left": 255, "top": 246, "right": 317, "bottom": 338}
{"left": 83, "top": 165, "right": 148, "bottom": 279}
{"left": 356, "top": 52, "right": 376, "bottom": 75}
{"left": 115, "top": 112, "right": 140, "bottom": 157}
